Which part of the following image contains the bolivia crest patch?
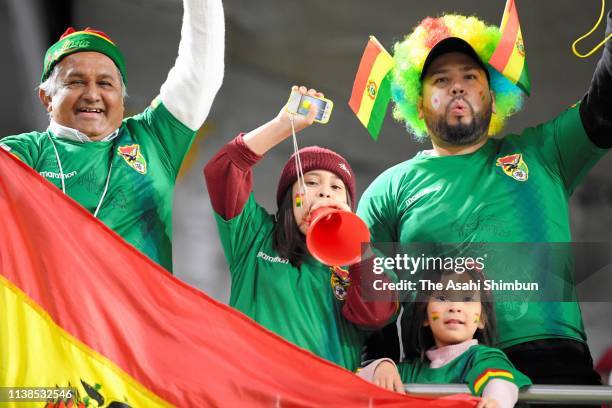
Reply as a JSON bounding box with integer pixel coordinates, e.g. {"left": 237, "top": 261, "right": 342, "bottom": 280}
{"left": 330, "top": 267, "right": 351, "bottom": 301}
{"left": 496, "top": 153, "right": 528, "bottom": 182}
{"left": 118, "top": 144, "right": 147, "bottom": 174}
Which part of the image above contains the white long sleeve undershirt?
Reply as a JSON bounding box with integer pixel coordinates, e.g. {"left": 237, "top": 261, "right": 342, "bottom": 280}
{"left": 159, "top": 0, "right": 225, "bottom": 131}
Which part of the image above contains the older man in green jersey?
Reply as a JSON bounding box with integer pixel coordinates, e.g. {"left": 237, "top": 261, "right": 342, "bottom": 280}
{"left": 0, "top": 0, "right": 224, "bottom": 272}
{"left": 358, "top": 13, "right": 612, "bottom": 387}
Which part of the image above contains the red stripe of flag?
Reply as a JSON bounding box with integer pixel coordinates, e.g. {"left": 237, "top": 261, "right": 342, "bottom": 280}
{"left": 489, "top": 0, "right": 520, "bottom": 71}
{"left": 349, "top": 39, "right": 382, "bottom": 112}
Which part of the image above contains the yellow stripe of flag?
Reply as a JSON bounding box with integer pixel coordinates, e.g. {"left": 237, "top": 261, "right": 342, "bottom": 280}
{"left": 356, "top": 51, "right": 394, "bottom": 127}
{"left": 1, "top": 275, "right": 170, "bottom": 408}
{"left": 502, "top": 31, "right": 526, "bottom": 83}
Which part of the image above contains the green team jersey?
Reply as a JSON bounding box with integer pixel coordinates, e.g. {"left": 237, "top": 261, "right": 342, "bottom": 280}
{"left": 398, "top": 344, "right": 531, "bottom": 396}
{"left": 214, "top": 194, "right": 368, "bottom": 370}
{"left": 357, "top": 104, "right": 608, "bottom": 348}
{"left": 0, "top": 99, "right": 195, "bottom": 272}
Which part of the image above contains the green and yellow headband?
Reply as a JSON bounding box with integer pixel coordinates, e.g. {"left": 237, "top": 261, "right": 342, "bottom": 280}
{"left": 42, "top": 27, "right": 127, "bottom": 85}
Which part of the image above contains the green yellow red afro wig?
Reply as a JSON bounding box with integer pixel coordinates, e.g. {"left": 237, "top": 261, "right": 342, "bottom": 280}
{"left": 392, "top": 14, "right": 525, "bottom": 139}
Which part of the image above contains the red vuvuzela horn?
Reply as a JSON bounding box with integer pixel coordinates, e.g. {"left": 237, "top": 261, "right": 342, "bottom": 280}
{"left": 306, "top": 207, "right": 370, "bottom": 266}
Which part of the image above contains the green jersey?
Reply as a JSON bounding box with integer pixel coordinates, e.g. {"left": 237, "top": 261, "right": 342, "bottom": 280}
{"left": 357, "top": 104, "right": 607, "bottom": 348}
{"left": 214, "top": 194, "right": 368, "bottom": 370}
{"left": 398, "top": 344, "right": 531, "bottom": 396}
{"left": 1, "top": 99, "right": 195, "bottom": 272}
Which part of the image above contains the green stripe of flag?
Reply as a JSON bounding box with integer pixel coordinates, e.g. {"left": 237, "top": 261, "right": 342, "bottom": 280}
{"left": 366, "top": 73, "right": 392, "bottom": 141}
{"left": 517, "top": 59, "right": 531, "bottom": 96}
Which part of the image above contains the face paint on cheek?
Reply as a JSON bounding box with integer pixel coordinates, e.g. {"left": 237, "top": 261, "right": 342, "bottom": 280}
{"left": 431, "top": 93, "right": 441, "bottom": 111}
{"left": 479, "top": 91, "right": 485, "bottom": 103}
{"left": 295, "top": 193, "right": 304, "bottom": 208}
{"left": 430, "top": 311, "right": 440, "bottom": 321}
{"left": 474, "top": 313, "right": 480, "bottom": 324}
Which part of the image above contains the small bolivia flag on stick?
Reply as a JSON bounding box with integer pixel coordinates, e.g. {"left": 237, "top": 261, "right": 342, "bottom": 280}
{"left": 349, "top": 36, "right": 395, "bottom": 141}
{"left": 488, "top": 0, "right": 531, "bottom": 95}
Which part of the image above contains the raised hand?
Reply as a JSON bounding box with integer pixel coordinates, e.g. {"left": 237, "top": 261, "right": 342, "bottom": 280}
{"left": 243, "top": 85, "right": 325, "bottom": 156}
{"left": 276, "top": 85, "right": 324, "bottom": 134}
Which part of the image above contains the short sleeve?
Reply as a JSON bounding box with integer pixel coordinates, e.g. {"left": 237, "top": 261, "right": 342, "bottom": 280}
{"left": 0, "top": 133, "right": 42, "bottom": 167}
{"left": 465, "top": 347, "right": 531, "bottom": 397}
{"left": 214, "top": 193, "right": 274, "bottom": 271}
{"left": 129, "top": 98, "right": 197, "bottom": 178}
{"left": 357, "top": 170, "right": 399, "bottom": 244}
{"left": 517, "top": 104, "right": 607, "bottom": 194}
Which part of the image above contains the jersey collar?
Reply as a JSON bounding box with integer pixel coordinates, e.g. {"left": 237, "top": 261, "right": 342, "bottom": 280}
{"left": 48, "top": 120, "right": 120, "bottom": 143}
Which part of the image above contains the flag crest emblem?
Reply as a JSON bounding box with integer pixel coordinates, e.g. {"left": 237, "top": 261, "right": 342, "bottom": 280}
{"left": 367, "top": 80, "right": 377, "bottom": 99}
{"left": 488, "top": 0, "right": 531, "bottom": 95}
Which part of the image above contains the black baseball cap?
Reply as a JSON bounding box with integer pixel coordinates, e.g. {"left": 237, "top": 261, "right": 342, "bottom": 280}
{"left": 420, "top": 37, "right": 490, "bottom": 82}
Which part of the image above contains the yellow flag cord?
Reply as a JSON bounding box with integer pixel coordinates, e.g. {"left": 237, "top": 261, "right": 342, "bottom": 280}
{"left": 572, "top": 0, "right": 612, "bottom": 58}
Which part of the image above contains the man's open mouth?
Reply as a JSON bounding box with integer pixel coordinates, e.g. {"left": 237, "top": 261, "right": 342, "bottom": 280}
{"left": 77, "top": 108, "right": 104, "bottom": 114}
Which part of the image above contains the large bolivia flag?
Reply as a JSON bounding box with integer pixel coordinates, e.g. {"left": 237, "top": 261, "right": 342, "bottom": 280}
{"left": 488, "top": 0, "right": 531, "bottom": 95}
{"left": 0, "top": 150, "right": 479, "bottom": 407}
{"left": 349, "top": 36, "right": 395, "bottom": 141}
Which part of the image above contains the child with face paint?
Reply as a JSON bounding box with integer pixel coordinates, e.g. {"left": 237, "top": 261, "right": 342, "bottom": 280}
{"left": 358, "top": 268, "right": 531, "bottom": 408}
{"left": 204, "top": 86, "right": 397, "bottom": 370}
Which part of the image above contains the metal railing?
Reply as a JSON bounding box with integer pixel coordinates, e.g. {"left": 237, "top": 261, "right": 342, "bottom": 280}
{"left": 404, "top": 384, "right": 612, "bottom": 405}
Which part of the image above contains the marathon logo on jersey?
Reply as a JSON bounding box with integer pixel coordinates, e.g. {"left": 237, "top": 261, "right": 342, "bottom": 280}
{"left": 496, "top": 154, "right": 529, "bottom": 182}
{"left": 405, "top": 185, "right": 442, "bottom": 208}
{"left": 257, "top": 251, "right": 289, "bottom": 265}
{"left": 40, "top": 170, "right": 77, "bottom": 180}
{"left": 118, "top": 144, "right": 147, "bottom": 174}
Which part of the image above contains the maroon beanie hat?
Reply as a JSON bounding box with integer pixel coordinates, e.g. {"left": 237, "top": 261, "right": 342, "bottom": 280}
{"left": 276, "top": 146, "right": 356, "bottom": 208}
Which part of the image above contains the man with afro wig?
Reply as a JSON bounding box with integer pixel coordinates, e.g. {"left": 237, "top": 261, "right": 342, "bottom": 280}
{"left": 358, "top": 12, "right": 611, "bottom": 387}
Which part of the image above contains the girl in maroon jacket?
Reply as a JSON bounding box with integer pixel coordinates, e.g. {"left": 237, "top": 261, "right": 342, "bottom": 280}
{"left": 204, "top": 86, "right": 396, "bottom": 370}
